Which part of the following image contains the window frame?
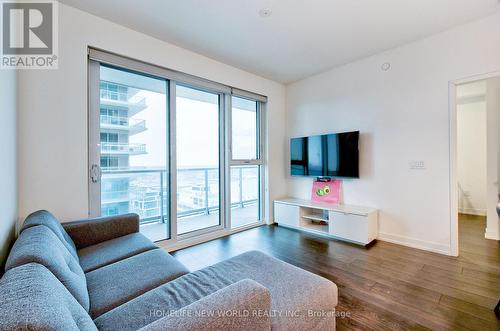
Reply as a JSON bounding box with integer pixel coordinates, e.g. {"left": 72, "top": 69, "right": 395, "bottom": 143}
{"left": 227, "top": 95, "right": 265, "bottom": 228}
{"left": 88, "top": 47, "right": 267, "bottom": 245}
{"left": 173, "top": 83, "right": 226, "bottom": 239}
{"left": 229, "top": 96, "right": 261, "bottom": 162}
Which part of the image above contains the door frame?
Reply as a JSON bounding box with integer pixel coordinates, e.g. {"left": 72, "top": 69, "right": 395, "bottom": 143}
{"left": 88, "top": 60, "right": 101, "bottom": 217}
{"left": 448, "top": 69, "right": 500, "bottom": 256}
{"left": 174, "top": 83, "right": 226, "bottom": 239}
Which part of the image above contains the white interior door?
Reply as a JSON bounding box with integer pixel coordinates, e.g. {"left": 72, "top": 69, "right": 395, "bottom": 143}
{"left": 486, "top": 76, "right": 500, "bottom": 240}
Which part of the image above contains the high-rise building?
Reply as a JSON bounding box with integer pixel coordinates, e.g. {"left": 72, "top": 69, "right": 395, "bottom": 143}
{"left": 99, "top": 80, "right": 148, "bottom": 216}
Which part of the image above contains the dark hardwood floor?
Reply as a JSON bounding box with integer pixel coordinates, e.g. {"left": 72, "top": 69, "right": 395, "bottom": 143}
{"left": 171, "top": 214, "right": 500, "bottom": 330}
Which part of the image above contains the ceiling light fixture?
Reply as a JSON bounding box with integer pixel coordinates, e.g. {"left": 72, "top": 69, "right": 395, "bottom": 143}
{"left": 381, "top": 63, "right": 391, "bottom": 71}
{"left": 259, "top": 8, "right": 272, "bottom": 18}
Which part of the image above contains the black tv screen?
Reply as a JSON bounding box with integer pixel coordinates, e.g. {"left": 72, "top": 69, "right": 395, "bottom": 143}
{"left": 290, "top": 131, "right": 359, "bottom": 178}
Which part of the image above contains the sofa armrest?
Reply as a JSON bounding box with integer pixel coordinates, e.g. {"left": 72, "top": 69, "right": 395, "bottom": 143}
{"left": 139, "top": 279, "right": 272, "bottom": 331}
{"left": 62, "top": 213, "right": 140, "bottom": 249}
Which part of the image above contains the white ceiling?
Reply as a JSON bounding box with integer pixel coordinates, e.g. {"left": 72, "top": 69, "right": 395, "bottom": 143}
{"left": 60, "top": 0, "right": 500, "bottom": 83}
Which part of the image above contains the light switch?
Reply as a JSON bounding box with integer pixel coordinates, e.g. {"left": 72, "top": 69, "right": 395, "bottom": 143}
{"left": 409, "top": 160, "right": 426, "bottom": 170}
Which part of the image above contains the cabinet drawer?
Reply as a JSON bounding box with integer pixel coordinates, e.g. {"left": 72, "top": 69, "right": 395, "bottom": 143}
{"left": 329, "top": 211, "right": 369, "bottom": 244}
{"left": 274, "top": 203, "right": 299, "bottom": 227}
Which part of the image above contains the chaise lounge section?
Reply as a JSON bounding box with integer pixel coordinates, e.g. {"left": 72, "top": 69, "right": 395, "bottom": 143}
{"left": 0, "top": 210, "right": 338, "bottom": 330}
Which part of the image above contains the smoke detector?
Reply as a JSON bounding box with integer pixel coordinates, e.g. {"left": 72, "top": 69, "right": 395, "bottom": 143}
{"left": 259, "top": 8, "right": 272, "bottom": 18}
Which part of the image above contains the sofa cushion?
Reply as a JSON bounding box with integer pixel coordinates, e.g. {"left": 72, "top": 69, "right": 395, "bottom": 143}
{"left": 95, "top": 250, "right": 337, "bottom": 331}
{"left": 5, "top": 225, "right": 90, "bottom": 311}
{"left": 21, "top": 210, "right": 78, "bottom": 259}
{"left": 86, "top": 248, "right": 189, "bottom": 318}
{"left": 139, "top": 279, "right": 272, "bottom": 331}
{"left": 78, "top": 232, "right": 158, "bottom": 273}
{"left": 63, "top": 213, "right": 140, "bottom": 249}
{"left": 0, "top": 263, "right": 97, "bottom": 331}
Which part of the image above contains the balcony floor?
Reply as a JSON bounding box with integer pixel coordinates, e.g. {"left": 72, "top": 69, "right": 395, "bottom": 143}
{"left": 140, "top": 205, "right": 259, "bottom": 242}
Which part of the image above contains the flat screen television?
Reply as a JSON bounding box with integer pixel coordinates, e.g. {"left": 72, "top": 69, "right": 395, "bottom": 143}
{"left": 290, "top": 131, "right": 359, "bottom": 178}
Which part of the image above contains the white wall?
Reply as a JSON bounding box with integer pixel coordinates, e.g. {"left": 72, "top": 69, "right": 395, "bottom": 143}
{"left": 18, "top": 4, "right": 286, "bottom": 223}
{"left": 456, "top": 82, "right": 487, "bottom": 216}
{"left": 485, "top": 77, "right": 500, "bottom": 240}
{"left": 0, "top": 70, "right": 18, "bottom": 266}
{"left": 286, "top": 12, "right": 500, "bottom": 255}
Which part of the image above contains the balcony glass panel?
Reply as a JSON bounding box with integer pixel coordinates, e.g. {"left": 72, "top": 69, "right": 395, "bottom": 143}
{"left": 230, "top": 165, "right": 260, "bottom": 228}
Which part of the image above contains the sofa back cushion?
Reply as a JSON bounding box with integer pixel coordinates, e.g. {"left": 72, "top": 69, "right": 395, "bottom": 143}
{"left": 5, "top": 225, "right": 90, "bottom": 311}
{"left": 0, "top": 263, "right": 97, "bottom": 331}
{"left": 21, "top": 210, "right": 78, "bottom": 259}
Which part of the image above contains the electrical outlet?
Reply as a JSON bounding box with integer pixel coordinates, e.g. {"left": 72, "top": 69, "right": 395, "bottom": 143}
{"left": 409, "top": 160, "right": 426, "bottom": 170}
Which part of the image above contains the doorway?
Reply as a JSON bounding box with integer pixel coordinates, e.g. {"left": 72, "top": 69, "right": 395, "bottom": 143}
{"left": 451, "top": 75, "right": 500, "bottom": 256}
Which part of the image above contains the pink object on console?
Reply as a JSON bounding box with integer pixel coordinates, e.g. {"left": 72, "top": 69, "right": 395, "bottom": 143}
{"left": 311, "top": 179, "right": 342, "bottom": 204}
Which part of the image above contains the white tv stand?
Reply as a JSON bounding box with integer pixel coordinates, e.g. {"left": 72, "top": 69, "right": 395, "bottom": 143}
{"left": 274, "top": 198, "right": 378, "bottom": 245}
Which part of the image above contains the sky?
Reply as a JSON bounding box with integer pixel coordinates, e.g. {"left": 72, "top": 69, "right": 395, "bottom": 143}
{"left": 127, "top": 89, "right": 257, "bottom": 169}
{"left": 101, "top": 65, "right": 258, "bottom": 170}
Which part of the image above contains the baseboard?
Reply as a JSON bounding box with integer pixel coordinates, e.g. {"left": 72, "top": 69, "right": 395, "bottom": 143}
{"left": 158, "top": 222, "right": 265, "bottom": 252}
{"left": 458, "top": 208, "right": 486, "bottom": 216}
{"left": 485, "top": 228, "right": 500, "bottom": 241}
{"left": 377, "top": 232, "right": 452, "bottom": 255}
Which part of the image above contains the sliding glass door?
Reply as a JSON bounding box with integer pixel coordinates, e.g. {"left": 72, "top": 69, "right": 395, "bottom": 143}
{"left": 89, "top": 64, "right": 170, "bottom": 241}
{"left": 89, "top": 50, "right": 265, "bottom": 244}
{"left": 176, "top": 85, "right": 223, "bottom": 235}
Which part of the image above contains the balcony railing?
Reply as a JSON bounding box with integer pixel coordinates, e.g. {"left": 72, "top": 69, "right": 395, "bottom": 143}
{"left": 100, "top": 115, "right": 146, "bottom": 132}
{"left": 101, "top": 142, "right": 147, "bottom": 154}
{"left": 101, "top": 190, "right": 129, "bottom": 202}
{"left": 101, "top": 167, "right": 258, "bottom": 224}
{"left": 100, "top": 90, "right": 146, "bottom": 107}
{"left": 99, "top": 90, "right": 126, "bottom": 102}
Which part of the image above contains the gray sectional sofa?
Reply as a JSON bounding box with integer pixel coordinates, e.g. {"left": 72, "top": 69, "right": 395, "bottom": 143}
{"left": 0, "top": 210, "right": 338, "bottom": 330}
